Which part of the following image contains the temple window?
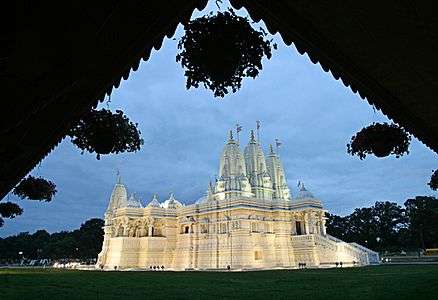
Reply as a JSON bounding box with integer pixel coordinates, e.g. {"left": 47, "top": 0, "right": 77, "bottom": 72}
{"left": 220, "top": 223, "right": 227, "bottom": 234}
{"left": 184, "top": 226, "right": 190, "bottom": 234}
{"left": 296, "top": 221, "right": 302, "bottom": 235}
{"left": 254, "top": 251, "right": 262, "bottom": 261}
{"left": 251, "top": 222, "right": 257, "bottom": 232}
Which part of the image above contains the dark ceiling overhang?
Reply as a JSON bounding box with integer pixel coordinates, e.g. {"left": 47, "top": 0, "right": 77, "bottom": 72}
{"left": 230, "top": 0, "right": 438, "bottom": 152}
{"left": 2, "top": 1, "right": 437, "bottom": 200}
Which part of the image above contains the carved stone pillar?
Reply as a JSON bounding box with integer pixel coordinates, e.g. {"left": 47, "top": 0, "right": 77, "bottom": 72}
{"left": 291, "top": 215, "right": 297, "bottom": 235}
{"left": 309, "top": 213, "right": 315, "bottom": 234}
{"left": 304, "top": 212, "right": 309, "bottom": 235}
{"left": 321, "top": 215, "right": 327, "bottom": 236}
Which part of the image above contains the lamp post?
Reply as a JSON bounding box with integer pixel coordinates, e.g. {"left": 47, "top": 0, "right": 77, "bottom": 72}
{"left": 18, "top": 251, "right": 24, "bottom": 266}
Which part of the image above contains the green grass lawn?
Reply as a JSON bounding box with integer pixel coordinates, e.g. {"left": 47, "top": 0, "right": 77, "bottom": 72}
{"left": 1, "top": 265, "right": 438, "bottom": 299}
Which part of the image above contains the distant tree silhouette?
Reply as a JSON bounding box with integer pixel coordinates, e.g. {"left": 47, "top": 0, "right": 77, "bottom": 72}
{"left": 326, "top": 201, "right": 416, "bottom": 252}
{"left": 404, "top": 196, "right": 438, "bottom": 249}
{"left": 0, "top": 218, "right": 104, "bottom": 260}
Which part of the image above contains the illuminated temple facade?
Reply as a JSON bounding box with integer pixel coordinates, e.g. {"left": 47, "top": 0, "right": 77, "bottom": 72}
{"left": 97, "top": 131, "right": 379, "bottom": 270}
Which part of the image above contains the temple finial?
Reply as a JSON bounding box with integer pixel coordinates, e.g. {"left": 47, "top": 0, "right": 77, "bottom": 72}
{"left": 269, "top": 144, "right": 274, "bottom": 154}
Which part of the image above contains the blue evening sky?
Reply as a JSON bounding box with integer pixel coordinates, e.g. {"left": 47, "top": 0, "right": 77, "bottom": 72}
{"left": 2, "top": 2, "right": 436, "bottom": 236}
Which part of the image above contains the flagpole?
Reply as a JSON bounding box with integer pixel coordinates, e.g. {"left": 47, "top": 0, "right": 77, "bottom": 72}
{"left": 256, "top": 121, "right": 261, "bottom": 145}
{"left": 236, "top": 123, "right": 242, "bottom": 144}
{"left": 275, "top": 139, "right": 281, "bottom": 157}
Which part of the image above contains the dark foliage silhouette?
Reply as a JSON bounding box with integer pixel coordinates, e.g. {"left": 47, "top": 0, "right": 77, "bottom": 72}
{"left": 68, "top": 109, "right": 144, "bottom": 160}
{"left": 347, "top": 123, "right": 411, "bottom": 159}
{"left": 428, "top": 170, "right": 438, "bottom": 191}
{"left": 13, "top": 176, "right": 57, "bottom": 202}
{"left": 0, "top": 201, "right": 23, "bottom": 227}
{"left": 405, "top": 196, "right": 438, "bottom": 249}
{"left": 0, "top": 218, "right": 104, "bottom": 259}
{"left": 177, "top": 9, "right": 275, "bottom": 97}
{"left": 327, "top": 197, "right": 438, "bottom": 251}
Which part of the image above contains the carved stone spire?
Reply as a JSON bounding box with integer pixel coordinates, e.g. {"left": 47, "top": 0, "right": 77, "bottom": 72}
{"left": 244, "top": 130, "right": 273, "bottom": 200}
{"left": 107, "top": 177, "right": 128, "bottom": 211}
{"left": 215, "top": 131, "right": 252, "bottom": 198}
{"left": 266, "top": 146, "right": 291, "bottom": 201}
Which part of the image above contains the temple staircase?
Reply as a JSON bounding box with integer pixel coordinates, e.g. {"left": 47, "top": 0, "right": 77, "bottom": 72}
{"left": 292, "top": 234, "right": 379, "bottom": 267}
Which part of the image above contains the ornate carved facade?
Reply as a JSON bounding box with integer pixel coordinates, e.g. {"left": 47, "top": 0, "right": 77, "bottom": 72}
{"left": 97, "top": 131, "right": 379, "bottom": 270}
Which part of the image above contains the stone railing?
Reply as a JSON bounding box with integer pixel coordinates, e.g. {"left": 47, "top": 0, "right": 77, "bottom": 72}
{"left": 325, "top": 234, "right": 379, "bottom": 265}
{"left": 313, "top": 233, "right": 337, "bottom": 252}
{"left": 291, "top": 234, "right": 316, "bottom": 248}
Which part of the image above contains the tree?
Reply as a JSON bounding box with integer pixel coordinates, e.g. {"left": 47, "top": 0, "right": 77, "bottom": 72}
{"left": 404, "top": 196, "right": 438, "bottom": 249}
{"left": 76, "top": 218, "right": 104, "bottom": 258}
{"left": 326, "top": 213, "right": 349, "bottom": 240}
{"left": 0, "top": 218, "right": 104, "bottom": 260}
{"left": 346, "top": 207, "right": 377, "bottom": 249}
{"left": 372, "top": 201, "right": 407, "bottom": 251}
{"left": 326, "top": 201, "right": 407, "bottom": 252}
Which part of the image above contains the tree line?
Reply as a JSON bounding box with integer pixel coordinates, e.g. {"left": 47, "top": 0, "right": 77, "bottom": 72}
{"left": 326, "top": 196, "right": 438, "bottom": 252}
{"left": 0, "top": 218, "right": 104, "bottom": 261}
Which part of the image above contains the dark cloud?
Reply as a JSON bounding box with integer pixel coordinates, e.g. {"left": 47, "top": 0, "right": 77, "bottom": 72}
{"left": 2, "top": 3, "right": 437, "bottom": 236}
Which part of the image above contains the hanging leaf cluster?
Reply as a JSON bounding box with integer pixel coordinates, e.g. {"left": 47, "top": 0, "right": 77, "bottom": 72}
{"left": 13, "top": 175, "right": 57, "bottom": 202}
{"left": 347, "top": 123, "right": 411, "bottom": 159}
{"left": 69, "top": 109, "right": 144, "bottom": 159}
{"left": 428, "top": 170, "right": 438, "bottom": 191}
{"left": 176, "top": 9, "right": 275, "bottom": 97}
{"left": 0, "top": 201, "right": 23, "bottom": 227}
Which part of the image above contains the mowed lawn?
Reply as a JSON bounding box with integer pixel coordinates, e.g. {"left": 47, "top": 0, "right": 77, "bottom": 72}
{"left": 1, "top": 265, "right": 438, "bottom": 299}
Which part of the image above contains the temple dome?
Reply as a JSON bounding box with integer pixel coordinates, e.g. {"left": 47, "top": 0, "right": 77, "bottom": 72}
{"left": 295, "top": 183, "right": 315, "bottom": 199}
{"left": 126, "top": 193, "right": 143, "bottom": 208}
{"left": 147, "top": 194, "right": 161, "bottom": 207}
{"left": 195, "top": 195, "right": 208, "bottom": 204}
{"left": 161, "top": 193, "right": 184, "bottom": 209}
